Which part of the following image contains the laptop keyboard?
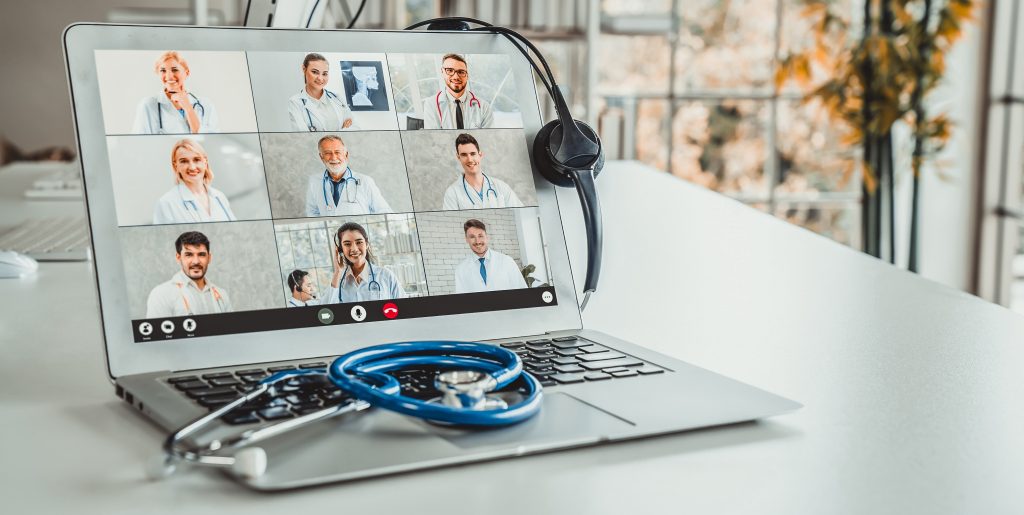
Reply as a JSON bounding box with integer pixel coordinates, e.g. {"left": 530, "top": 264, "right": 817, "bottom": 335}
{"left": 163, "top": 336, "right": 664, "bottom": 425}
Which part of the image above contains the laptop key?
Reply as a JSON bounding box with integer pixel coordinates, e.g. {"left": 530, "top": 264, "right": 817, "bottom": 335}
{"left": 299, "top": 362, "right": 327, "bottom": 369}
{"left": 197, "top": 394, "right": 238, "bottom": 407}
{"left": 207, "top": 377, "right": 241, "bottom": 387}
{"left": 174, "top": 380, "right": 208, "bottom": 391}
{"left": 611, "top": 369, "right": 639, "bottom": 378}
{"left": 201, "top": 372, "right": 233, "bottom": 379}
{"left": 540, "top": 380, "right": 557, "bottom": 387}
{"left": 221, "top": 412, "right": 260, "bottom": 425}
{"left": 578, "top": 344, "right": 610, "bottom": 353}
{"left": 186, "top": 386, "right": 237, "bottom": 398}
{"left": 603, "top": 367, "right": 628, "bottom": 373}
{"left": 576, "top": 351, "right": 626, "bottom": 362}
{"left": 552, "top": 336, "right": 578, "bottom": 342}
{"left": 258, "top": 407, "right": 295, "bottom": 420}
{"left": 579, "top": 358, "right": 644, "bottom": 371}
{"left": 530, "top": 352, "right": 556, "bottom": 360}
{"left": 500, "top": 342, "right": 526, "bottom": 349}
{"left": 267, "top": 365, "right": 297, "bottom": 372}
{"left": 166, "top": 375, "right": 199, "bottom": 384}
{"left": 584, "top": 372, "right": 611, "bottom": 381}
{"left": 552, "top": 340, "right": 586, "bottom": 349}
{"left": 555, "top": 348, "right": 584, "bottom": 357}
{"left": 552, "top": 357, "right": 579, "bottom": 365}
{"left": 554, "top": 364, "right": 585, "bottom": 374}
{"left": 550, "top": 373, "right": 585, "bottom": 384}
{"left": 637, "top": 366, "right": 665, "bottom": 375}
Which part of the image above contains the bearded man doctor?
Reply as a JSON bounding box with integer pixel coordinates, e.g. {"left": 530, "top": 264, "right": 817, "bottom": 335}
{"left": 146, "top": 231, "right": 233, "bottom": 317}
{"left": 442, "top": 133, "right": 523, "bottom": 210}
{"left": 454, "top": 218, "right": 526, "bottom": 293}
{"left": 305, "top": 135, "right": 393, "bottom": 217}
{"left": 422, "top": 54, "right": 493, "bottom": 130}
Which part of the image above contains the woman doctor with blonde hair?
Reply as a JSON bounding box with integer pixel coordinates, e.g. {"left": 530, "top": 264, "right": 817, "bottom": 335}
{"left": 153, "top": 139, "right": 236, "bottom": 224}
{"left": 133, "top": 51, "right": 219, "bottom": 134}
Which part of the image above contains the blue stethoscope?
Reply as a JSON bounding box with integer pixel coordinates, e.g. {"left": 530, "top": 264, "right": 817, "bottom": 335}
{"left": 321, "top": 169, "right": 361, "bottom": 209}
{"left": 302, "top": 90, "right": 348, "bottom": 131}
{"left": 462, "top": 173, "right": 499, "bottom": 205}
{"left": 338, "top": 262, "right": 383, "bottom": 301}
{"left": 435, "top": 90, "right": 480, "bottom": 127}
{"left": 177, "top": 185, "right": 234, "bottom": 222}
{"left": 157, "top": 92, "right": 205, "bottom": 131}
{"left": 150, "top": 341, "right": 543, "bottom": 480}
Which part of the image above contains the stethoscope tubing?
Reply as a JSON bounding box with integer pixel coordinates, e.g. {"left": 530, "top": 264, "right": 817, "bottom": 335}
{"left": 303, "top": 90, "right": 346, "bottom": 131}
{"left": 321, "top": 169, "right": 360, "bottom": 208}
{"left": 158, "top": 92, "right": 204, "bottom": 131}
{"left": 436, "top": 90, "right": 480, "bottom": 127}
{"left": 463, "top": 173, "right": 499, "bottom": 205}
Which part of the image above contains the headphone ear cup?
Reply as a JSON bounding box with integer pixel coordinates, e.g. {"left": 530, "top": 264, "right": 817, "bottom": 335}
{"left": 532, "top": 119, "right": 605, "bottom": 188}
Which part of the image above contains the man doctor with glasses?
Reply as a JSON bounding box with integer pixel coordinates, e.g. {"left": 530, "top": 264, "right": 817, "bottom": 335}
{"left": 422, "top": 54, "right": 494, "bottom": 130}
{"left": 305, "top": 135, "right": 393, "bottom": 217}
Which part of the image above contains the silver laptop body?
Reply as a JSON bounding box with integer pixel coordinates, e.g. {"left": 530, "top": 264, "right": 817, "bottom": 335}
{"left": 64, "top": 23, "right": 800, "bottom": 490}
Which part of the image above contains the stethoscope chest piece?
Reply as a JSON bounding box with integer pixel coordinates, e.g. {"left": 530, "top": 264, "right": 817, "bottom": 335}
{"left": 435, "top": 370, "right": 508, "bottom": 410}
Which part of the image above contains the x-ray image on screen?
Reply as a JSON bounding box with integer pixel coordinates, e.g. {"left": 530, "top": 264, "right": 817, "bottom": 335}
{"left": 341, "top": 61, "right": 389, "bottom": 111}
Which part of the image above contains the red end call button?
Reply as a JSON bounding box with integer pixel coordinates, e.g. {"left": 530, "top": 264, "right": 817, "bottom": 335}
{"left": 382, "top": 302, "right": 399, "bottom": 319}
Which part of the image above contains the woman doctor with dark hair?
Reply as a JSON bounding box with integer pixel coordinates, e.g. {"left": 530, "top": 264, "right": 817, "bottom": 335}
{"left": 323, "top": 222, "right": 405, "bottom": 303}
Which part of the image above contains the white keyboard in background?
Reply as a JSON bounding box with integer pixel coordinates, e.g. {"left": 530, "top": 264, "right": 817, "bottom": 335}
{"left": 0, "top": 216, "right": 91, "bottom": 261}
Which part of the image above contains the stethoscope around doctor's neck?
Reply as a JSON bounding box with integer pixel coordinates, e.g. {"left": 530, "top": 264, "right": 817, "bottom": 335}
{"left": 177, "top": 184, "right": 233, "bottom": 222}
{"left": 337, "top": 261, "right": 383, "bottom": 300}
{"left": 158, "top": 92, "right": 204, "bottom": 131}
{"left": 302, "top": 89, "right": 347, "bottom": 131}
{"left": 436, "top": 90, "right": 480, "bottom": 125}
{"left": 321, "top": 169, "right": 361, "bottom": 208}
{"left": 463, "top": 173, "right": 498, "bottom": 205}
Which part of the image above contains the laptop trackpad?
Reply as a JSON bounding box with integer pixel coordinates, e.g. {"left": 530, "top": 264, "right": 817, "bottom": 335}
{"left": 435, "top": 392, "right": 635, "bottom": 451}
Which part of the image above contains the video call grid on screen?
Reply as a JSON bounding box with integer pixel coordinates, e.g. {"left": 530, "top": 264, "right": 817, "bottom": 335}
{"left": 92, "top": 49, "right": 555, "bottom": 340}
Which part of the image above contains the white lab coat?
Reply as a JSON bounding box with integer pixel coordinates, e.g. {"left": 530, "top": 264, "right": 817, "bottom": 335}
{"left": 305, "top": 168, "right": 393, "bottom": 217}
{"left": 421, "top": 89, "right": 493, "bottom": 130}
{"left": 287, "top": 296, "right": 313, "bottom": 307}
{"left": 442, "top": 173, "right": 524, "bottom": 210}
{"left": 288, "top": 89, "right": 356, "bottom": 132}
{"left": 322, "top": 263, "right": 406, "bottom": 303}
{"left": 146, "top": 270, "right": 233, "bottom": 317}
{"left": 153, "top": 184, "right": 236, "bottom": 225}
{"left": 132, "top": 92, "right": 219, "bottom": 134}
{"left": 454, "top": 249, "right": 526, "bottom": 293}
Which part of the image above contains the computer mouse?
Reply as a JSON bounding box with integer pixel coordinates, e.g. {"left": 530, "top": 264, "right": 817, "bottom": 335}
{"left": 0, "top": 251, "right": 39, "bottom": 278}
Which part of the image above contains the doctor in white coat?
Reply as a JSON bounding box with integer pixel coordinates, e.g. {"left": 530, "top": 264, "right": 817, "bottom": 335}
{"left": 322, "top": 222, "right": 406, "bottom": 303}
{"left": 442, "top": 133, "right": 523, "bottom": 210}
{"left": 454, "top": 218, "right": 526, "bottom": 294}
{"left": 133, "top": 51, "right": 219, "bottom": 134}
{"left": 421, "top": 54, "right": 493, "bottom": 130}
{"left": 288, "top": 53, "right": 356, "bottom": 132}
{"left": 146, "top": 231, "right": 233, "bottom": 317}
{"left": 305, "top": 135, "right": 393, "bottom": 217}
{"left": 153, "top": 139, "right": 237, "bottom": 224}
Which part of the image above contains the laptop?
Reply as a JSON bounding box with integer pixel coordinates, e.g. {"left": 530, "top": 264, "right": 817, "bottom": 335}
{"left": 63, "top": 23, "right": 800, "bottom": 490}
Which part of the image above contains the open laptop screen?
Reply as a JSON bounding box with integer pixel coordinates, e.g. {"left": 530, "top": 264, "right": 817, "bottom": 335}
{"left": 91, "top": 48, "right": 557, "bottom": 343}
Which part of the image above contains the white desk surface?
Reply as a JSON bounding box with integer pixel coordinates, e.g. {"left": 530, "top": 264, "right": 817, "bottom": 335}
{"left": 2, "top": 161, "right": 1023, "bottom": 514}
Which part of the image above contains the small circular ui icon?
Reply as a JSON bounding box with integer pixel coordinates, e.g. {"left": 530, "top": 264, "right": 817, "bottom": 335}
{"left": 317, "top": 308, "right": 335, "bottom": 325}
{"left": 138, "top": 322, "right": 153, "bottom": 336}
{"left": 350, "top": 305, "right": 367, "bottom": 322}
{"left": 382, "top": 302, "right": 399, "bottom": 319}
{"left": 160, "top": 320, "right": 175, "bottom": 334}
{"left": 183, "top": 318, "right": 197, "bottom": 332}
{"left": 541, "top": 291, "right": 554, "bottom": 303}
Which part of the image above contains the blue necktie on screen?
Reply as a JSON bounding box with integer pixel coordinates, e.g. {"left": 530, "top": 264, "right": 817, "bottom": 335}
{"left": 479, "top": 258, "right": 487, "bottom": 285}
{"left": 332, "top": 179, "right": 343, "bottom": 205}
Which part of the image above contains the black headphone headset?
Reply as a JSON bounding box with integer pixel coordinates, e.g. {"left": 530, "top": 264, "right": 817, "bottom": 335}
{"left": 404, "top": 18, "right": 605, "bottom": 305}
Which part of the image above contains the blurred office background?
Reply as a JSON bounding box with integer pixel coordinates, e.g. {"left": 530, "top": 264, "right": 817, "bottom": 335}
{"left": 1, "top": 0, "right": 1021, "bottom": 313}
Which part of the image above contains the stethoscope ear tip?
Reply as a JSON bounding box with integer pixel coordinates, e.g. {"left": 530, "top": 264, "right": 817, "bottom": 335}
{"left": 144, "top": 453, "right": 178, "bottom": 481}
{"left": 231, "top": 447, "right": 268, "bottom": 480}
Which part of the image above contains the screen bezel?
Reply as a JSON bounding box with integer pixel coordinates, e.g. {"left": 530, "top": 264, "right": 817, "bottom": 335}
{"left": 63, "top": 23, "right": 583, "bottom": 378}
